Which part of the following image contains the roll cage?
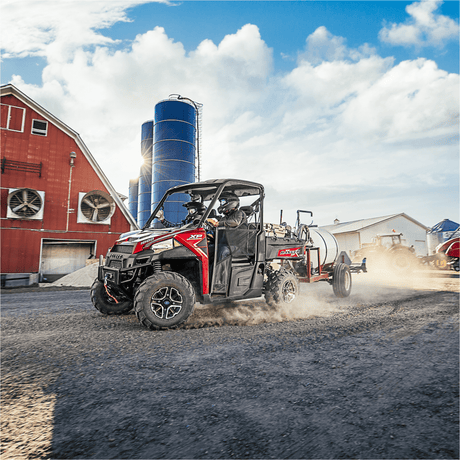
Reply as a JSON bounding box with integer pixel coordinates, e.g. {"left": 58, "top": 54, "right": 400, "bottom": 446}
{"left": 143, "top": 179, "right": 265, "bottom": 230}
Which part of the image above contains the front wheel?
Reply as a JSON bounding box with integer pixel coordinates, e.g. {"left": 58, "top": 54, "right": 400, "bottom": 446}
{"left": 265, "top": 268, "right": 299, "bottom": 306}
{"left": 90, "top": 279, "right": 133, "bottom": 315}
{"left": 332, "top": 263, "right": 352, "bottom": 298}
{"left": 134, "top": 272, "right": 196, "bottom": 330}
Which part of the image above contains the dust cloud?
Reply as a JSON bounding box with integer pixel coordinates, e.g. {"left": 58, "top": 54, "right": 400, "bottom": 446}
{"left": 185, "top": 283, "right": 346, "bottom": 329}
{"left": 184, "top": 264, "right": 458, "bottom": 330}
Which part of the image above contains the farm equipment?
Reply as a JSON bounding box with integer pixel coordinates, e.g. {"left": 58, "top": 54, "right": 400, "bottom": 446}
{"left": 433, "top": 230, "right": 460, "bottom": 271}
{"left": 352, "top": 232, "right": 418, "bottom": 272}
{"left": 91, "top": 179, "right": 365, "bottom": 330}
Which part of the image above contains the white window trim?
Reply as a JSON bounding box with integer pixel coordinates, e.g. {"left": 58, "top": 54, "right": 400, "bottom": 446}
{"left": 0, "top": 103, "right": 26, "bottom": 133}
{"left": 31, "top": 119, "right": 48, "bottom": 136}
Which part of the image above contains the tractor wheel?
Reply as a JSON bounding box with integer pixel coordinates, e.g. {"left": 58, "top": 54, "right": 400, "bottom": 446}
{"left": 90, "top": 279, "right": 133, "bottom": 315}
{"left": 332, "top": 263, "right": 352, "bottom": 298}
{"left": 134, "top": 272, "right": 195, "bottom": 330}
{"left": 265, "top": 268, "right": 299, "bottom": 306}
{"left": 392, "top": 250, "right": 415, "bottom": 272}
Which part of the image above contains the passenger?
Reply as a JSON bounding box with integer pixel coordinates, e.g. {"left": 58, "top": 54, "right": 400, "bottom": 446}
{"left": 211, "top": 192, "right": 247, "bottom": 293}
{"left": 215, "top": 192, "right": 247, "bottom": 229}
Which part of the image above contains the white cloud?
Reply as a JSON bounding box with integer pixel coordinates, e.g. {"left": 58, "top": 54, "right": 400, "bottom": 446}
{"left": 2, "top": 2, "right": 458, "bottom": 227}
{"left": 1, "top": 0, "right": 164, "bottom": 61}
{"left": 9, "top": 21, "right": 273, "bottom": 195}
{"left": 379, "top": 0, "right": 459, "bottom": 48}
{"left": 298, "top": 26, "right": 376, "bottom": 64}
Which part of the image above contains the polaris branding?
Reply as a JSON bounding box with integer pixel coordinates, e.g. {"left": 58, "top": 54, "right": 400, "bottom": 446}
{"left": 278, "top": 248, "right": 301, "bottom": 257}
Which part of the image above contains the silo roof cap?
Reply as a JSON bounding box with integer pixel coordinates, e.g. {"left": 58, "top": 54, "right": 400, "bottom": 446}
{"left": 429, "top": 219, "right": 460, "bottom": 233}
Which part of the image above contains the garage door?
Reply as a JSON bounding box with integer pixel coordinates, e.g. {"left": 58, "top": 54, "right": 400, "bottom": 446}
{"left": 41, "top": 240, "right": 96, "bottom": 282}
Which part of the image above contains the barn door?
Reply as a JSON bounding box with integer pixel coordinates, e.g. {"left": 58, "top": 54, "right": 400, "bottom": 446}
{"left": 40, "top": 240, "right": 96, "bottom": 282}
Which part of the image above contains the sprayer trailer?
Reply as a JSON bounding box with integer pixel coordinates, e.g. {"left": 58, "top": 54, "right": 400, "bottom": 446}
{"left": 91, "top": 179, "right": 366, "bottom": 330}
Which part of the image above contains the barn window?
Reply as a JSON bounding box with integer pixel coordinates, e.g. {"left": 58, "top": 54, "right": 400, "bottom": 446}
{"left": 0, "top": 103, "right": 26, "bottom": 132}
{"left": 31, "top": 119, "right": 48, "bottom": 136}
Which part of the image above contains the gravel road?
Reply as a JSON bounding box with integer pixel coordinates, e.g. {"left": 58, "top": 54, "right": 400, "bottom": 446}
{"left": 1, "top": 269, "right": 459, "bottom": 459}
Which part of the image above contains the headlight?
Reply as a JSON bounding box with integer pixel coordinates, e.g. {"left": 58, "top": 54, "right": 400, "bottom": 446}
{"left": 151, "top": 239, "right": 173, "bottom": 251}
{"left": 133, "top": 237, "right": 174, "bottom": 254}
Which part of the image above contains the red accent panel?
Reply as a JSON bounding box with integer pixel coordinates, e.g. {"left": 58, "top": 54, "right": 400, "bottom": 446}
{"left": 277, "top": 247, "right": 302, "bottom": 257}
{"left": 446, "top": 240, "right": 460, "bottom": 259}
{"left": 174, "top": 230, "right": 210, "bottom": 295}
{"left": 437, "top": 237, "right": 460, "bottom": 258}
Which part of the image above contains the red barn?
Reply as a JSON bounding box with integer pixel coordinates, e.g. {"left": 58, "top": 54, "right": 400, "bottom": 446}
{"left": 1, "top": 84, "right": 138, "bottom": 286}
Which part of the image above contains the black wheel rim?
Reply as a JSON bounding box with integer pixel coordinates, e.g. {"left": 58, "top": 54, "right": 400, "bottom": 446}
{"left": 282, "top": 279, "right": 297, "bottom": 303}
{"left": 150, "top": 286, "right": 183, "bottom": 320}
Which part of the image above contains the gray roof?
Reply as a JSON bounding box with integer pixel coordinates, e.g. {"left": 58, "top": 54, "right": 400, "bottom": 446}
{"left": 321, "top": 213, "right": 429, "bottom": 234}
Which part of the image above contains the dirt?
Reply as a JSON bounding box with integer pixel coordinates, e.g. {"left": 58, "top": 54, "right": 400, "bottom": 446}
{"left": 1, "top": 268, "right": 459, "bottom": 459}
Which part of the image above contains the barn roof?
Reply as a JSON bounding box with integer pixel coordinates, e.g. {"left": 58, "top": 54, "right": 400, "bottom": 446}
{"left": 0, "top": 84, "right": 138, "bottom": 229}
{"left": 321, "top": 213, "right": 429, "bottom": 234}
{"left": 429, "top": 219, "right": 459, "bottom": 234}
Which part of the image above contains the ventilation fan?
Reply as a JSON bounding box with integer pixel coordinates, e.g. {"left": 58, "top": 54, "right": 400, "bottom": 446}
{"left": 7, "top": 188, "right": 45, "bottom": 220}
{"left": 77, "top": 190, "right": 115, "bottom": 224}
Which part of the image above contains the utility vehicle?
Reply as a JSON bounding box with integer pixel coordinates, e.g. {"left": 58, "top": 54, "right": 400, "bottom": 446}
{"left": 91, "top": 179, "right": 365, "bottom": 330}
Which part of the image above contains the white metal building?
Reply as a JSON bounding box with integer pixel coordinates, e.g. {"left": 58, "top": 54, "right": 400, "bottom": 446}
{"left": 321, "top": 213, "right": 429, "bottom": 257}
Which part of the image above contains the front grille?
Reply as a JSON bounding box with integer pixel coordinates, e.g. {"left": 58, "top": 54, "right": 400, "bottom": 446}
{"left": 111, "top": 244, "right": 134, "bottom": 254}
{"left": 108, "top": 260, "right": 123, "bottom": 269}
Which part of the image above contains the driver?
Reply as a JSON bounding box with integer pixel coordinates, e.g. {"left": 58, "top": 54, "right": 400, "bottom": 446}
{"left": 159, "top": 195, "right": 206, "bottom": 228}
{"left": 184, "top": 201, "right": 207, "bottom": 224}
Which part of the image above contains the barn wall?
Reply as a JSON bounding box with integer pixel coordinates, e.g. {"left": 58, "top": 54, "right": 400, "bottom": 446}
{"left": 1, "top": 92, "right": 131, "bottom": 279}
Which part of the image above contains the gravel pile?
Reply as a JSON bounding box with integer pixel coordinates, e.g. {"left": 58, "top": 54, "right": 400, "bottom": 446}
{"left": 39, "top": 262, "right": 99, "bottom": 288}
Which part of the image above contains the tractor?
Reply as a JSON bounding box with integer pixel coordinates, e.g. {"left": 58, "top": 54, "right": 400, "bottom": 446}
{"left": 352, "top": 233, "right": 418, "bottom": 272}
{"left": 91, "top": 179, "right": 365, "bottom": 330}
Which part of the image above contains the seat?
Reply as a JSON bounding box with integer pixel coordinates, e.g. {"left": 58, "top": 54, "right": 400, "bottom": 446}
{"left": 240, "top": 206, "right": 253, "bottom": 218}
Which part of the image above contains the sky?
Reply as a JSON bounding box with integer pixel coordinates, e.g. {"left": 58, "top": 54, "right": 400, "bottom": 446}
{"left": 1, "top": 0, "right": 459, "bottom": 228}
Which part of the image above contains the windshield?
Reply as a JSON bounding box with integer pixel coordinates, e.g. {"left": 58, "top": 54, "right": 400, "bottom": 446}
{"left": 145, "top": 184, "right": 262, "bottom": 230}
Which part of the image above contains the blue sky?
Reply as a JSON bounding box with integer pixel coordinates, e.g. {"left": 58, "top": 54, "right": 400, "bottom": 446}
{"left": 1, "top": 0, "right": 459, "bottom": 227}
{"left": 3, "top": 1, "right": 459, "bottom": 83}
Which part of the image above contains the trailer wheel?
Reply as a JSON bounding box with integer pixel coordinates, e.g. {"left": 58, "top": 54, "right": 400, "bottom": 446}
{"left": 134, "top": 272, "right": 195, "bottom": 330}
{"left": 90, "top": 279, "right": 133, "bottom": 315}
{"left": 265, "top": 268, "right": 299, "bottom": 306}
{"left": 332, "top": 263, "right": 352, "bottom": 298}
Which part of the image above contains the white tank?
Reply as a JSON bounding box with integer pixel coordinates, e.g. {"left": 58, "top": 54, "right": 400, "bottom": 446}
{"left": 307, "top": 228, "right": 339, "bottom": 268}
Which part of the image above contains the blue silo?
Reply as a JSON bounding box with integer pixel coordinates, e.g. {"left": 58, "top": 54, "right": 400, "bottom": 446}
{"left": 138, "top": 120, "right": 153, "bottom": 227}
{"left": 128, "top": 178, "right": 139, "bottom": 222}
{"left": 152, "top": 98, "right": 197, "bottom": 226}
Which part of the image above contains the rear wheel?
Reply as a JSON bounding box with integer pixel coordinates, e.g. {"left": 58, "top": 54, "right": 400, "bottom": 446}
{"left": 90, "top": 279, "right": 133, "bottom": 315}
{"left": 265, "top": 268, "right": 299, "bottom": 306}
{"left": 332, "top": 263, "right": 352, "bottom": 298}
{"left": 391, "top": 250, "right": 416, "bottom": 272}
{"left": 134, "top": 272, "right": 195, "bottom": 330}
